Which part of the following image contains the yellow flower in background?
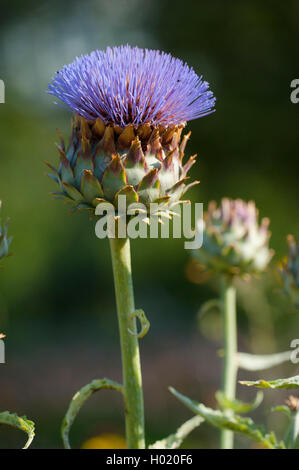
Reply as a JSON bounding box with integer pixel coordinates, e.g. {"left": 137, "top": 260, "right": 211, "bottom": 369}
{"left": 82, "top": 433, "right": 127, "bottom": 449}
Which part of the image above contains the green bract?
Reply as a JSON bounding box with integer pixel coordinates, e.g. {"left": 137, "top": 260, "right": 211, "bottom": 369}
{"left": 279, "top": 234, "right": 299, "bottom": 307}
{"left": 46, "top": 117, "right": 198, "bottom": 216}
{"left": 194, "top": 198, "right": 273, "bottom": 276}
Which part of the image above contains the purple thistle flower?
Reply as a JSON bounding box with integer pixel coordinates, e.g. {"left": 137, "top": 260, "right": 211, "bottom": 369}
{"left": 48, "top": 45, "right": 215, "bottom": 127}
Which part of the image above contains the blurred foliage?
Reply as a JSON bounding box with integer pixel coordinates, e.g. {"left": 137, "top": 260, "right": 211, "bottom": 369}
{"left": 0, "top": 0, "right": 298, "bottom": 448}
{"left": 81, "top": 433, "right": 127, "bottom": 449}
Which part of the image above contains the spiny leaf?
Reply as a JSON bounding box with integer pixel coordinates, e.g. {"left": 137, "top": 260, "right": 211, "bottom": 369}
{"left": 61, "top": 378, "right": 123, "bottom": 449}
{"left": 216, "top": 390, "right": 264, "bottom": 414}
{"left": 169, "top": 387, "right": 284, "bottom": 449}
{"left": 149, "top": 416, "right": 203, "bottom": 449}
{"left": 240, "top": 375, "right": 299, "bottom": 389}
{"left": 0, "top": 411, "right": 35, "bottom": 449}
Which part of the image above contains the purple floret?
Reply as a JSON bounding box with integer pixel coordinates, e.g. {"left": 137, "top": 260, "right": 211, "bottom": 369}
{"left": 48, "top": 45, "right": 215, "bottom": 127}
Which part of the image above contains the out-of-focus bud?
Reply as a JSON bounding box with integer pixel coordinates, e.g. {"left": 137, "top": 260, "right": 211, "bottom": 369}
{"left": 193, "top": 198, "right": 273, "bottom": 277}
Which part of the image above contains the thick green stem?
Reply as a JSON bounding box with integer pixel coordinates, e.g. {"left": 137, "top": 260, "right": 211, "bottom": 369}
{"left": 220, "top": 276, "right": 238, "bottom": 449}
{"left": 109, "top": 237, "right": 145, "bottom": 449}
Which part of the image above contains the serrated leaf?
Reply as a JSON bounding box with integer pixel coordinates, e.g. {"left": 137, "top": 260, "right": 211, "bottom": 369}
{"left": 0, "top": 411, "right": 35, "bottom": 449}
{"left": 169, "top": 387, "right": 284, "bottom": 449}
{"left": 148, "top": 416, "right": 203, "bottom": 449}
{"left": 240, "top": 375, "right": 299, "bottom": 389}
{"left": 216, "top": 390, "right": 263, "bottom": 414}
{"left": 61, "top": 378, "right": 123, "bottom": 449}
{"left": 237, "top": 351, "right": 291, "bottom": 371}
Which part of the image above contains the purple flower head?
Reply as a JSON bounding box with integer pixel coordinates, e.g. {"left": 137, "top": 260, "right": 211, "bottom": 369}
{"left": 48, "top": 45, "right": 215, "bottom": 128}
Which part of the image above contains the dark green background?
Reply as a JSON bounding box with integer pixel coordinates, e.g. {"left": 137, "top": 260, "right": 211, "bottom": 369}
{"left": 0, "top": 0, "right": 298, "bottom": 448}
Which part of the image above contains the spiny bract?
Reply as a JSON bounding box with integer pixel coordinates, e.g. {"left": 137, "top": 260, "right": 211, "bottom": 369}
{"left": 46, "top": 117, "right": 199, "bottom": 214}
{"left": 0, "top": 202, "right": 11, "bottom": 261}
{"left": 193, "top": 198, "right": 273, "bottom": 276}
{"left": 47, "top": 46, "right": 215, "bottom": 216}
{"left": 279, "top": 235, "right": 299, "bottom": 307}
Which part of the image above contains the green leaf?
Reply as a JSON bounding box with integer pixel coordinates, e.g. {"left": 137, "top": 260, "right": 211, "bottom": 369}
{"left": 215, "top": 390, "right": 263, "bottom": 414}
{"left": 240, "top": 375, "right": 299, "bottom": 389}
{"left": 61, "top": 378, "right": 123, "bottom": 449}
{"left": 269, "top": 404, "right": 299, "bottom": 449}
{"left": 0, "top": 411, "right": 35, "bottom": 449}
{"left": 270, "top": 405, "right": 292, "bottom": 417}
{"left": 148, "top": 416, "right": 204, "bottom": 449}
{"left": 169, "top": 387, "right": 284, "bottom": 449}
{"left": 237, "top": 351, "right": 291, "bottom": 371}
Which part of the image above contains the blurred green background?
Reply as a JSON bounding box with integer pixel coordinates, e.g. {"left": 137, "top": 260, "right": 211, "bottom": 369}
{"left": 0, "top": 0, "right": 298, "bottom": 449}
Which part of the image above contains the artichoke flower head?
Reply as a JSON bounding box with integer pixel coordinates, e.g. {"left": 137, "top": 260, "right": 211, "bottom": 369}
{"left": 193, "top": 198, "right": 274, "bottom": 277}
{"left": 47, "top": 45, "right": 215, "bottom": 217}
